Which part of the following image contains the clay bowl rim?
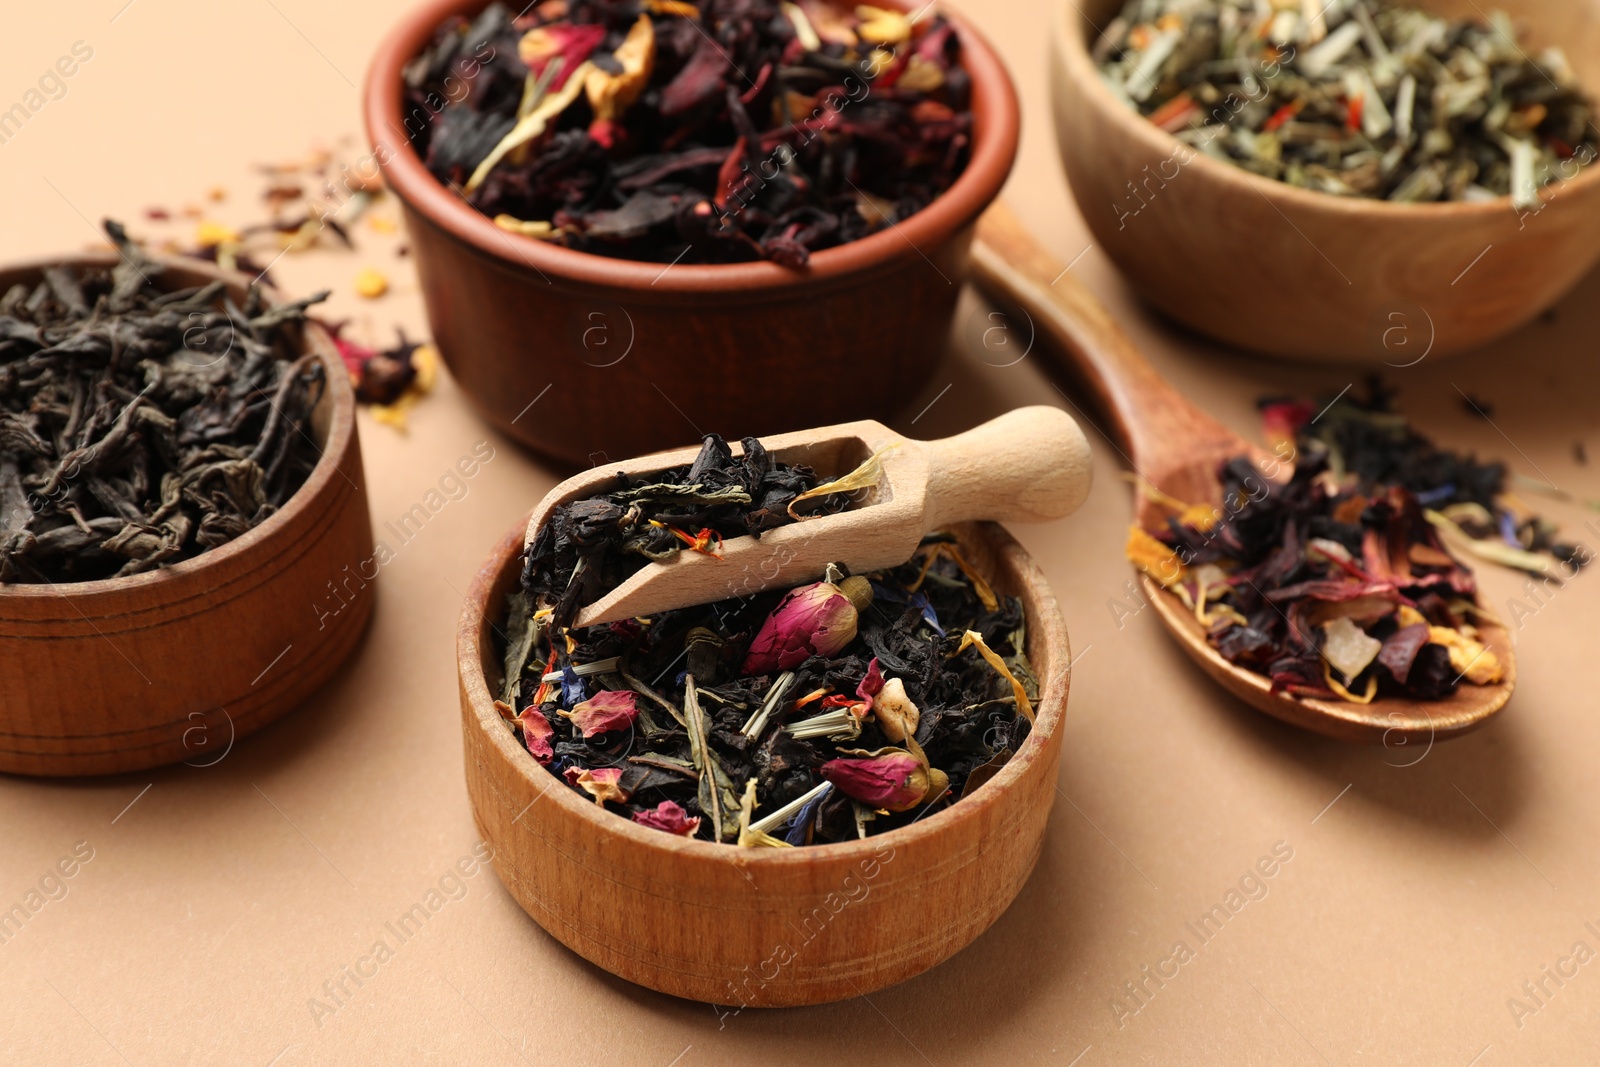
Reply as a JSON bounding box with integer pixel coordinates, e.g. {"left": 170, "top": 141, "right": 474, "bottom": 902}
{"left": 1052, "top": 0, "right": 1600, "bottom": 221}
{"left": 457, "top": 514, "right": 1070, "bottom": 868}
{"left": 0, "top": 252, "right": 357, "bottom": 602}
{"left": 364, "top": 0, "right": 1021, "bottom": 294}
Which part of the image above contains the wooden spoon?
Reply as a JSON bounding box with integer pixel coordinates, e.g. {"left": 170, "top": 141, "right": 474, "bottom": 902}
{"left": 970, "top": 202, "right": 1514, "bottom": 744}
{"left": 526, "top": 406, "right": 1093, "bottom": 628}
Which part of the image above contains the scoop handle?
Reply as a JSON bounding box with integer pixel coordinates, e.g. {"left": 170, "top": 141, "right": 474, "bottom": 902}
{"left": 920, "top": 406, "right": 1093, "bottom": 530}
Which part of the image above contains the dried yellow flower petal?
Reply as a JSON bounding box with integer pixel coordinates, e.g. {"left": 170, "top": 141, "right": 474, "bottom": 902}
{"left": 1126, "top": 525, "right": 1185, "bottom": 588}
{"left": 585, "top": 15, "right": 655, "bottom": 123}
{"left": 467, "top": 61, "right": 593, "bottom": 194}
{"left": 954, "top": 630, "right": 1034, "bottom": 723}
{"left": 195, "top": 220, "right": 239, "bottom": 247}
{"left": 493, "top": 215, "right": 556, "bottom": 238}
{"left": 907, "top": 541, "right": 999, "bottom": 613}
{"left": 856, "top": 5, "right": 912, "bottom": 45}
{"left": 354, "top": 267, "right": 389, "bottom": 299}
{"left": 645, "top": 0, "right": 700, "bottom": 15}
{"left": 782, "top": 1, "right": 822, "bottom": 50}
{"left": 1179, "top": 502, "right": 1221, "bottom": 530}
{"left": 787, "top": 445, "right": 894, "bottom": 519}
{"left": 411, "top": 344, "right": 440, "bottom": 393}
{"left": 896, "top": 55, "right": 945, "bottom": 93}
{"left": 1427, "top": 626, "right": 1504, "bottom": 685}
{"left": 736, "top": 778, "right": 793, "bottom": 848}
{"left": 1323, "top": 659, "right": 1377, "bottom": 704}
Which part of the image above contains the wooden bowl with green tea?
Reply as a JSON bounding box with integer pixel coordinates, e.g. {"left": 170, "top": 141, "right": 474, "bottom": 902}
{"left": 456, "top": 511, "right": 1070, "bottom": 1006}
{"left": 0, "top": 250, "right": 374, "bottom": 776}
{"left": 1051, "top": 0, "right": 1600, "bottom": 362}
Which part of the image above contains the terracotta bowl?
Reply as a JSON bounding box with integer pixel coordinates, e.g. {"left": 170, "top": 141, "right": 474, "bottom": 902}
{"left": 1051, "top": 0, "right": 1600, "bottom": 362}
{"left": 365, "top": 0, "right": 1020, "bottom": 466}
{"left": 0, "top": 255, "right": 375, "bottom": 777}
{"left": 457, "top": 516, "right": 1069, "bottom": 1006}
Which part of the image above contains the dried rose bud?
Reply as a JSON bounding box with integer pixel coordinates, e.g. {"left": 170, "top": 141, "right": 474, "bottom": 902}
{"left": 873, "top": 677, "right": 920, "bottom": 745}
{"left": 632, "top": 800, "right": 701, "bottom": 837}
{"left": 518, "top": 707, "right": 556, "bottom": 765}
{"left": 821, "top": 748, "right": 931, "bottom": 813}
{"left": 564, "top": 766, "right": 628, "bottom": 806}
{"left": 742, "top": 576, "right": 873, "bottom": 675}
{"left": 560, "top": 690, "right": 638, "bottom": 738}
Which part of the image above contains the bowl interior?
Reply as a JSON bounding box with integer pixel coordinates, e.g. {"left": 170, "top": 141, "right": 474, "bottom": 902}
{"left": 0, "top": 254, "right": 349, "bottom": 595}
{"left": 463, "top": 517, "right": 1067, "bottom": 862}
{"left": 1070, "top": 0, "right": 1600, "bottom": 103}
{"left": 367, "top": 0, "right": 1021, "bottom": 292}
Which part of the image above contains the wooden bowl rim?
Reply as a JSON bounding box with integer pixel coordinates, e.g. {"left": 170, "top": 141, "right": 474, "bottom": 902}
{"left": 0, "top": 252, "right": 358, "bottom": 601}
{"left": 457, "top": 514, "right": 1070, "bottom": 866}
{"left": 1052, "top": 0, "right": 1600, "bottom": 219}
{"left": 364, "top": 0, "right": 1021, "bottom": 293}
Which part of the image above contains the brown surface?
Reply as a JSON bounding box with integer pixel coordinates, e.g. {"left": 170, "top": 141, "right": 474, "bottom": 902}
{"left": 3, "top": 1, "right": 1600, "bottom": 1064}
{"left": 365, "top": 0, "right": 1020, "bottom": 464}
{"left": 972, "top": 207, "right": 1515, "bottom": 743}
{"left": 1054, "top": 0, "right": 1600, "bottom": 362}
{"left": 0, "top": 255, "right": 374, "bottom": 776}
{"left": 460, "top": 517, "right": 1069, "bottom": 1006}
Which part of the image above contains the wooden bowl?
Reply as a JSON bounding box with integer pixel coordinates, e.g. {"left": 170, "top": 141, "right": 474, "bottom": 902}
{"left": 1050, "top": 0, "right": 1600, "bottom": 362}
{"left": 0, "top": 255, "right": 375, "bottom": 777}
{"left": 365, "top": 0, "right": 1020, "bottom": 466}
{"left": 457, "top": 517, "right": 1069, "bottom": 1006}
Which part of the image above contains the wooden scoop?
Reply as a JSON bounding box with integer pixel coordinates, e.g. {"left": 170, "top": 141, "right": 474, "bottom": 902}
{"left": 526, "top": 406, "right": 1092, "bottom": 628}
{"left": 971, "top": 203, "right": 1514, "bottom": 744}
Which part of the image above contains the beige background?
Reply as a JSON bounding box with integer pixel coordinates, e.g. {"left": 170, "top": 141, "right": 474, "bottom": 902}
{"left": 4, "top": 1, "right": 1600, "bottom": 1063}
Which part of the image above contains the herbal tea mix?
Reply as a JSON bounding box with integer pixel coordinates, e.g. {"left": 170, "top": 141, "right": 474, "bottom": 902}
{"left": 1128, "top": 381, "right": 1585, "bottom": 704}
{"left": 406, "top": 0, "right": 973, "bottom": 264}
{"left": 0, "top": 223, "right": 327, "bottom": 584}
{"left": 498, "top": 434, "right": 1038, "bottom": 846}
{"left": 1095, "top": 0, "right": 1596, "bottom": 205}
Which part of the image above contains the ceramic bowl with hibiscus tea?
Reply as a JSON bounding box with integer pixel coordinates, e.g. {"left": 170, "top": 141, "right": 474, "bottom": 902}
{"left": 365, "top": 0, "right": 1020, "bottom": 464}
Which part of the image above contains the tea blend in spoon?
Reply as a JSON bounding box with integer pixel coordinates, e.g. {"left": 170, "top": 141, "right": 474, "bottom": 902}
{"left": 1096, "top": 0, "right": 1596, "bottom": 205}
{"left": 0, "top": 222, "right": 328, "bottom": 584}
{"left": 499, "top": 433, "right": 1035, "bottom": 845}
{"left": 407, "top": 0, "right": 972, "bottom": 264}
{"left": 1128, "top": 380, "right": 1584, "bottom": 705}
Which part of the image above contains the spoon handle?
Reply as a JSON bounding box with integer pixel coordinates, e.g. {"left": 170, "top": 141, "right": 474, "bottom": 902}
{"left": 920, "top": 405, "right": 1093, "bottom": 531}
{"left": 970, "top": 202, "right": 1217, "bottom": 469}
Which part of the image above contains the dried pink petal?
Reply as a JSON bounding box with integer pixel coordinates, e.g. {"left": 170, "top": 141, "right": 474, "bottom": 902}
{"left": 517, "top": 707, "right": 556, "bottom": 765}
{"left": 856, "top": 657, "right": 885, "bottom": 709}
{"left": 742, "top": 576, "right": 873, "bottom": 675}
{"left": 821, "top": 749, "right": 930, "bottom": 813}
{"left": 563, "top": 765, "right": 627, "bottom": 805}
{"left": 560, "top": 689, "right": 638, "bottom": 738}
{"left": 518, "top": 24, "right": 606, "bottom": 91}
{"left": 632, "top": 800, "right": 701, "bottom": 837}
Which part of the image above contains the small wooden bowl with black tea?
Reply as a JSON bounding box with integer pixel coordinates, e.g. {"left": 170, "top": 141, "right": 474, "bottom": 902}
{"left": 0, "top": 254, "right": 375, "bottom": 776}
{"left": 458, "top": 516, "right": 1069, "bottom": 1006}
